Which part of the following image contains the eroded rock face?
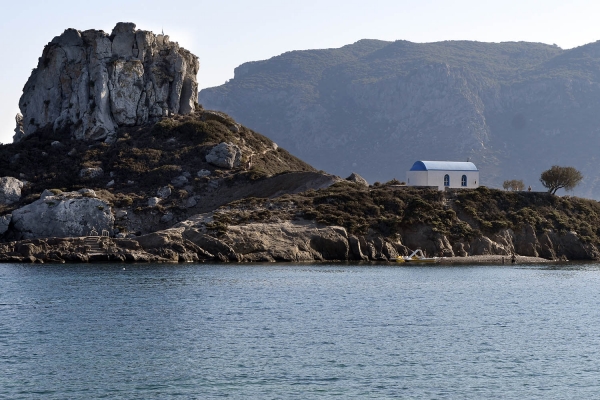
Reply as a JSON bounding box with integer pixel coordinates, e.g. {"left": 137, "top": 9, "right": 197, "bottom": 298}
{"left": 0, "top": 177, "right": 25, "bottom": 205}
{"left": 205, "top": 142, "right": 242, "bottom": 169}
{"left": 11, "top": 190, "right": 114, "bottom": 239}
{"left": 16, "top": 22, "right": 199, "bottom": 143}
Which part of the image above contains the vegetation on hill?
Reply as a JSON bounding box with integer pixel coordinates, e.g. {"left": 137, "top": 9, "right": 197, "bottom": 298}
{"left": 212, "top": 182, "right": 600, "bottom": 246}
{"left": 0, "top": 109, "right": 315, "bottom": 217}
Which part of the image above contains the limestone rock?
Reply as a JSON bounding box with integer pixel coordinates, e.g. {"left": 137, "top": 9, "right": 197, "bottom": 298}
{"left": 346, "top": 172, "right": 368, "bottom": 187}
{"left": 10, "top": 191, "right": 114, "bottom": 239}
{"left": 157, "top": 186, "right": 172, "bottom": 199}
{"left": 79, "top": 167, "right": 104, "bottom": 179}
{"left": 0, "top": 177, "right": 24, "bottom": 205}
{"left": 171, "top": 175, "right": 188, "bottom": 187}
{"left": 16, "top": 22, "right": 199, "bottom": 143}
{"left": 205, "top": 142, "right": 242, "bottom": 169}
{"left": 185, "top": 196, "right": 197, "bottom": 208}
{"left": 160, "top": 213, "right": 174, "bottom": 223}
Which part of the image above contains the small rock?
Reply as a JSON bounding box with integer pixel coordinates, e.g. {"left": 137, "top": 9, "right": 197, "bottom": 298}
{"left": 51, "top": 141, "right": 64, "bottom": 148}
{"left": 182, "top": 171, "right": 191, "bottom": 178}
{"left": 115, "top": 232, "right": 127, "bottom": 238}
{"left": 115, "top": 209, "right": 128, "bottom": 218}
{"left": 157, "top": 186, "right": 172, "bottom": 199}
{"left": 148, "top": 197, "right": 161, "bottom": 207}
{"left": 106, "top": 180, "right": 115, "bottom": 187}
{"left": 171, "top": 175, "right": 188, "bottom": 187}
{"left": 127, "top": 180, "right": 134, "bottom": 185}
{"left": 68, "top": 148, "right": 77, "bottom": 157}
{"left": 160, "top": 213, "right": 174, "bottom": 223}
{"left": 79, "top": 167, "right": 104, "bottom": 179}
{"left": 208, "top": 180, "right": 219, "bottom": 189}
{"left": 109, "top": 171, "right": 115, "bottom": 177}
{"left": 41, "top": 152, "right": 48, "bottom": 157}
{"left": 40, "top": 189, "right": 55, "bottom": 199}
{"left": 197, "top": 169, "right": 211, "bottom": 177}
{"left": 186, "top": 196, "right": 197, "bottom": 208}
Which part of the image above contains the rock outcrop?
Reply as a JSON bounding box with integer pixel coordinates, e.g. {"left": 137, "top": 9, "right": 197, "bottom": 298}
{"left": 10, "top": 190, "right": 114, "bottom": 239}
{"left": 205, "top": 142, "right": 242, "bottom": 169}
{"left": 346, "top": 172, "right": 368, "bottom": 187}
{"left": 0, "top": 177, "right": 24, "bottom": 205}
{"left": 16, "top": 22, "right": 199, "bottom": 143}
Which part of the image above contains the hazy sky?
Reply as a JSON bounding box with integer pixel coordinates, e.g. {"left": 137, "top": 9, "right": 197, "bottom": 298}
{"left": 1, "top": 0, "right": 599, "bottom": 143}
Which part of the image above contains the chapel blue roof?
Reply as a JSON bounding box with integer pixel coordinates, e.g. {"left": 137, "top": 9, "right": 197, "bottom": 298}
{"left": 409, "top": 161, "right": 479, "bottom": 171}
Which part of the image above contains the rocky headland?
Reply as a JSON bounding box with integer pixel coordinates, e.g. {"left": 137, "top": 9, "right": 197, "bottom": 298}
{"left": 1, "top": 24, "right": 599, "bottom": 264}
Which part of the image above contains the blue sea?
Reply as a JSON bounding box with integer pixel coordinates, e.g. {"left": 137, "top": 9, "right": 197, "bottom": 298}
{"left": 2, "top": 262, "right": 600, "bottom": 399}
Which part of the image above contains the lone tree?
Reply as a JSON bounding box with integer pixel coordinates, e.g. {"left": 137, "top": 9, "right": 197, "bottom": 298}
{"left": 502, "top": 179, "right": 525, "bottom": 191}
{"left": 540, "top": 166, "right": 583, "bottom": 195}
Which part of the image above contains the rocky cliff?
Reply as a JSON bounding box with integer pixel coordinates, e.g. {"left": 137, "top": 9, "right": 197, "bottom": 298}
{"left": 199, "top": 39, "right": 600, "bottom": 199}
{"left": 15, "top": 22, "right": 199, "bottom": 143}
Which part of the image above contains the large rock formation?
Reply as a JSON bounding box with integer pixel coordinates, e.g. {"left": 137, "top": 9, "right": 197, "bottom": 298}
{"left": 16, "top": 22, "right": 199, "bottom": 143}
{"left": 200, "top": 39, "right": 600, "bottom": 199}
{"left": 10, "top": 190, "right": 114, "bottom": 239}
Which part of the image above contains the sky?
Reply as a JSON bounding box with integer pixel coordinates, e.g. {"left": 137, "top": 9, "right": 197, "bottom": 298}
{"left": 1, "top": 0, "right": 600, "bottom": 144}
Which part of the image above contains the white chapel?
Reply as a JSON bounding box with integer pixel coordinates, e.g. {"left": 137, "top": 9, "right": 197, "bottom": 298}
{"left": 406, "top": 161, "right": 479, "bottom": 190}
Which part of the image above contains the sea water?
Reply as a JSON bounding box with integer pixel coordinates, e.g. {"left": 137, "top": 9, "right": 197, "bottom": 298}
{"left": 1, "top": 262, "right": 600, "bottom": 399}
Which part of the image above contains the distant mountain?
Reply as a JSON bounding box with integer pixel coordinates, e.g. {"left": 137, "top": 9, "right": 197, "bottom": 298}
{"left": 200, "top": 39, "right": 600, "bottom": 198}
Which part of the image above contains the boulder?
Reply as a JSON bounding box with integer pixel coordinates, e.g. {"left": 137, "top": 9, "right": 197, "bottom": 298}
{"left": 15, "top": 22, "right": 199, "bottom": 142}
{"left": 186, "top": 196, "right": 198, "bottom": 208}
{"left": 11, "top": 191, "right": 114, "bottom": 239}
{"left": 79, "top": 167, "right": 104, "bottom": 179}
{"left": 148, "top": 197, "right": 161, "bottom": 207}
{"left": 0, "top": 177, "right": 24, "bottom": 205}
{"left": 346, "top": 172, "right": 368, "bottom": 187}
{"left": 157, "top": 186, "right": 172, "bottom": 199}
{"left": 205, "top": 142, "right": 242, "bottom": 169}
{"left": 171, "top": 175, "right": 188, "bottom": 187}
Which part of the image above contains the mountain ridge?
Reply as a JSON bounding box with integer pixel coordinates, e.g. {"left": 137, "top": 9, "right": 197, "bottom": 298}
{"left": 200, "top": 38, "right": 600, "bottom": 199}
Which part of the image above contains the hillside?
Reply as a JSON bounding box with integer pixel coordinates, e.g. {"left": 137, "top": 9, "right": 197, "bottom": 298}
{"left": 199, "top": 39, "right": 600, "bottom": 199}
{"left": 0, "top": 108, "right": 338, "bottom": 240}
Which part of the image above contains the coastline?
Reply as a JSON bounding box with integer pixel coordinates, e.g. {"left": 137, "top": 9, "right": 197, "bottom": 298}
{"left": 438, "top": 255, "right": 554, "bottom": 264}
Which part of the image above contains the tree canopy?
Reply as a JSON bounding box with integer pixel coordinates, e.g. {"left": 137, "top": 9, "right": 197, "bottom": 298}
{"left": 502, "top": 179, "right": 525, "bottom": 191}
{"left": 540, "top": 166, "right": 583, "bottom": 195}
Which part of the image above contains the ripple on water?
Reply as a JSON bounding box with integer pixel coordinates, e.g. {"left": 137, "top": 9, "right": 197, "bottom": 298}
{"left": 1, "top": 262, "right": 600, "bottom": 398}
